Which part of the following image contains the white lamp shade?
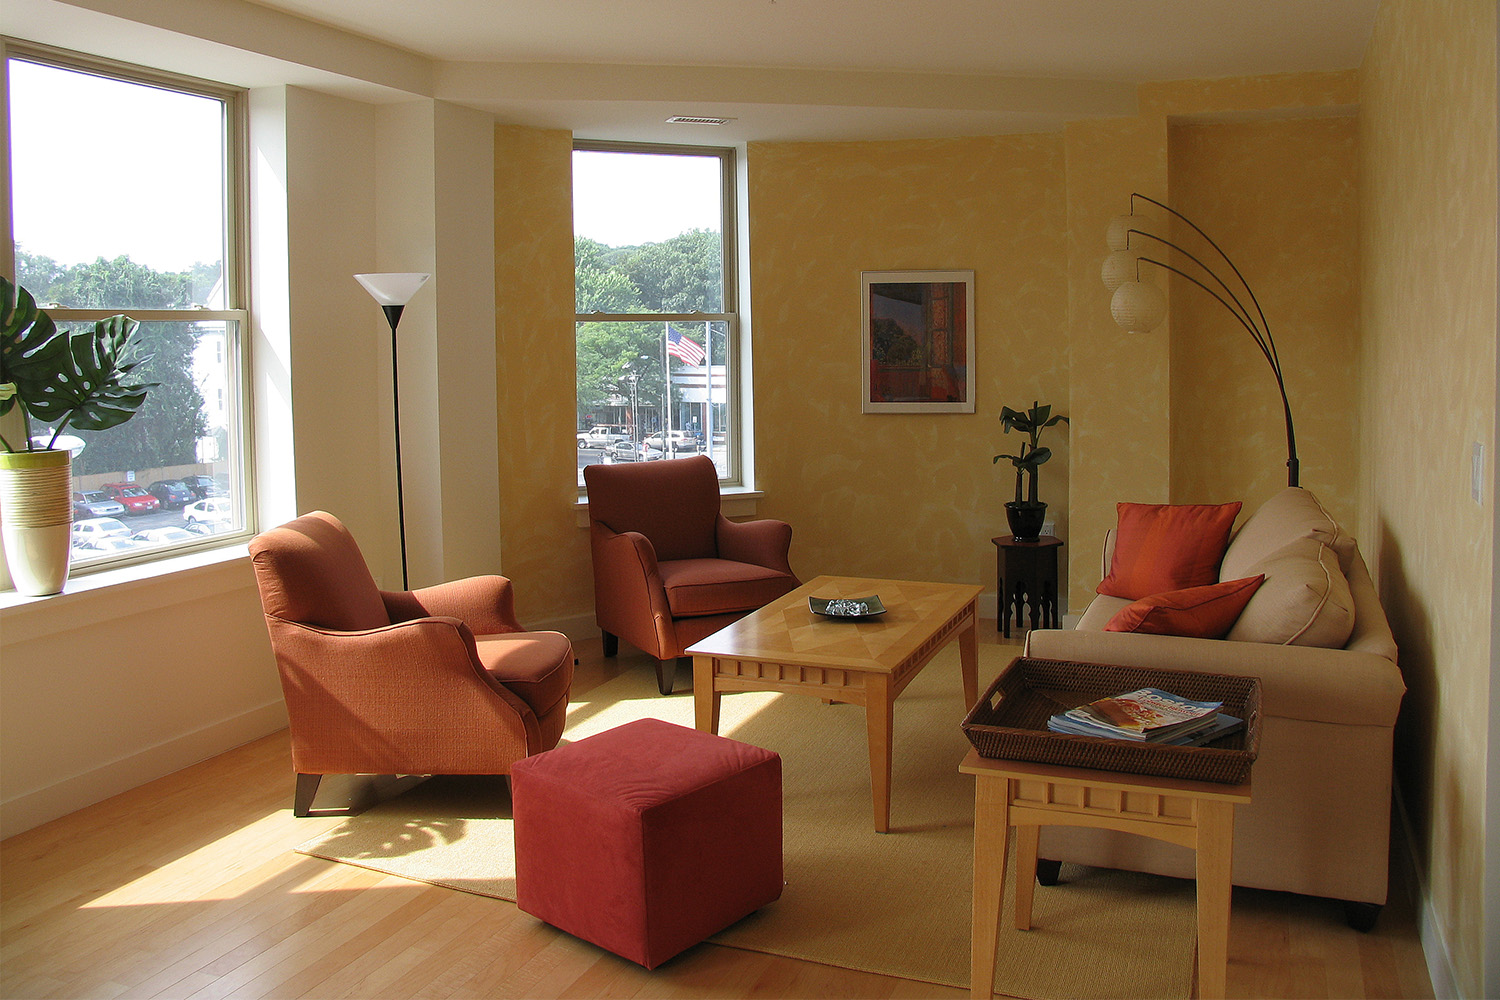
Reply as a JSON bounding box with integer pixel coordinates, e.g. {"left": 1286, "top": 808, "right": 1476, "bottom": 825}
{"left": 1110, "top": 280, "right": 1167, "bottom": 333}
{"left": 354, "top": 272, "right": 430, "bottom": 306}
{"left": 1105, "top": 213, "right": 1151, "bottom": 252}
{"left": 1100, "top": 249, "right": 1141, "bottom": 291}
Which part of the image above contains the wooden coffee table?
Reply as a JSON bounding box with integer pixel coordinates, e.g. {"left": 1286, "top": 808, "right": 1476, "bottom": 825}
{"left": 688, "top": 575, "right": 981, "bottom": 832}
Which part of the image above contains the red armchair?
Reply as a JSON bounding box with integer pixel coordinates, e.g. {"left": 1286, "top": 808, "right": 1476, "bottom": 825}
{"left": 583, "top": 456, "right": 798, "bottom": 694}
{"left": 248, "top": 511, "right": 574, "bottom": 815}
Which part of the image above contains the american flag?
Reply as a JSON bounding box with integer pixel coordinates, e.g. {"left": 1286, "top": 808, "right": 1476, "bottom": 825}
{"left": 666, "top": 326, "right": 706, "bottom": 365}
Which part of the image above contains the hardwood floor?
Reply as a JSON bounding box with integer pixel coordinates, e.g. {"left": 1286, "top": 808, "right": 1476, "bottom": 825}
{"left": 2, "top": 626, "right": 1434, "bottom": 999}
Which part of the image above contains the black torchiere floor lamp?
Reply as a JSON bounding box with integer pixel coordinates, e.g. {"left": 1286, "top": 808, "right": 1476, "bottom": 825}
{"left": 1101, "top": 193, "right": 1300, "bottom": 488}
{"left": 355, "top": 271, "right": 431, "bottom": 590}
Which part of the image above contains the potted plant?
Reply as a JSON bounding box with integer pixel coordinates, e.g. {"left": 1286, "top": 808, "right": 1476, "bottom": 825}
{"left": 993, "top": 400, "right": 1068, "bottom": 542}
{"left": 1, "top": 276, "right": 154, "bottom": 595}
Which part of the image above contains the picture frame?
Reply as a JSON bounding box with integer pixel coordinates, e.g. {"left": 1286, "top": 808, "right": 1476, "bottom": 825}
{"left": 861, "top": 269, "right": 975, "bottom": 413}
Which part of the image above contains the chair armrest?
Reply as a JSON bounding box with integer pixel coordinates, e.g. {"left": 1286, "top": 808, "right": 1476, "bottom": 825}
{"left": 1022, "top": 627, "right": 1405, "bottom": 727}
{"left": 589, "top": 522, "right": 676, "bottom": 657}
{"left": 382, "top": 576, "right": 523, "bottom": 634}
{"left": 716, "top": 515, "right": 795, "bottom": 575}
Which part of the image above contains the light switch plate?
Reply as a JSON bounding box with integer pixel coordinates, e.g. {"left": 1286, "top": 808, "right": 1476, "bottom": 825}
{"left": 1473, "top": 442, "right": 1485, "bottom": 504}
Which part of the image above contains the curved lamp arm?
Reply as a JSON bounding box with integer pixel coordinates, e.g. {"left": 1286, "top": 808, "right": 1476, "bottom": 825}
{"left": 1105, "top": 195, "right": 1299, "bottom": 488}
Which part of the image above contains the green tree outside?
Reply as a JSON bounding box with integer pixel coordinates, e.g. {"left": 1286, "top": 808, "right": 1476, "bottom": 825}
{"left": 15, "top": 250, "right": 212, "bottom": 474}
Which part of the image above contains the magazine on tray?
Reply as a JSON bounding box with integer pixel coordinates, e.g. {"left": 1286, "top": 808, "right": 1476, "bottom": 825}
{"left": 1049, "top": 687, "right": 1224, "bottom": 742}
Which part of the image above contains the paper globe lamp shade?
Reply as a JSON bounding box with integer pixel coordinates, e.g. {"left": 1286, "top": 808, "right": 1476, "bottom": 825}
{"left": 354, "top": 272, "right": 430, "bottom": 306}
{"left": 1111, "top": 279, "right": 1167, "bottom": 333}
{"left": 1101, "top": 249, "right": 1140, "bottom": 291}
{"left": 1105, "top": 213, "right": 1151, "bottom": 251}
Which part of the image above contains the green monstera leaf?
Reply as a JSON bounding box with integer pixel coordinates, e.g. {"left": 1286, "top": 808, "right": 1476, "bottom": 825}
{"left": 0, "top": 277, "right": 71, "bottom": 420}
{"left": 24, "top": 315, "right": 157, "bottom": 432}
{"left": 1, "top": 276, "right": 155, "bottom": 450}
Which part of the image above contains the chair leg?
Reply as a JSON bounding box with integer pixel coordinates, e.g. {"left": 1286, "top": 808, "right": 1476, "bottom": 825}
{"left": 602, "top": 630, "right": 619, "bottom": 657}
{"left": 654, "top": 658, "right": 675, "bottom": 695}
{"left": 294, "top": 773, "right": 322, "bottom": 817}
{"left": 1344, "top": 900, "right": 1382, "bottom": 932}
{"left": 1036, "top": 858, "right": 1062, "bottom": 886}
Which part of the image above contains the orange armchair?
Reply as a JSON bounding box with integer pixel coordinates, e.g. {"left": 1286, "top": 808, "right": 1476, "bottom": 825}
{"left": 248, "top": 511, "right": 574, "bottom": 815}
{"left": 583, "top": 456, "right": 798, "bottom": 694}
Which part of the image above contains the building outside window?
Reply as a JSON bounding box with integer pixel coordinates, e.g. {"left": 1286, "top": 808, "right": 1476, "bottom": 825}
{"left": 573, "top": 142, "right": 739, "bottom": 488}
{"left": 3, "top": 45, "right": 249, "bottom": 570}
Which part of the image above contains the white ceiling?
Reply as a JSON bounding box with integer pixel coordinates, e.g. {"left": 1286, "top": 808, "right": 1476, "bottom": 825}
{"left": 12, "top": 0, "right": 1382, "bottom": 142}
{"left": 248, "top": 0, "right": 1378, "bottom": 79}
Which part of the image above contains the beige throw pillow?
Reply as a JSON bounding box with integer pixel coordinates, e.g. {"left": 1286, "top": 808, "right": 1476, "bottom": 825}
{"left": 1220, "top": 487, "right": 1344, "bottom": 582}
{"left": 1225, "top": 537, "right": 1356, "bottom": 647}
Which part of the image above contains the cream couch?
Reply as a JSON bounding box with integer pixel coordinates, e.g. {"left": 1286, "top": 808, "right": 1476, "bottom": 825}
{"left": 1024, "top": 488, "right": 1405, "bottom": 927}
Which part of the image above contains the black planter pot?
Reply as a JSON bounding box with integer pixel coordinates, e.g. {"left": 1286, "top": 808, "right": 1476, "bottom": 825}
{"left": 1005, "top": 501, "right": 1047, "bottom": 542}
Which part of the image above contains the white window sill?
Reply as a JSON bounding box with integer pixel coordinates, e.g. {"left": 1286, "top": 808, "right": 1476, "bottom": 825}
{"left": 575, "top": 486, "right": 764, "bottom": 528}
{"left": 0, "top": 543, "right": 254, "bottom": 641}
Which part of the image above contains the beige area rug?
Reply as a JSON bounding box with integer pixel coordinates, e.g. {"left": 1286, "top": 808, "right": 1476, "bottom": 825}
{"left": 297, "top": 644, "right": 1197, "bottom": 998}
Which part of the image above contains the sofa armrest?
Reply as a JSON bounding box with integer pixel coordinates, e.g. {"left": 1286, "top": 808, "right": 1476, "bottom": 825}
{"left": 1022, "top": 627, "right": 1404, "bottom": 727}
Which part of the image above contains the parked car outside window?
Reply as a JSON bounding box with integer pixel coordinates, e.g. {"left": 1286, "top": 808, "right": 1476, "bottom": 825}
{"left": 72, "top": 490, "right": 126, "bottom": 518}
{"left": 184, "top": 497, "right": 232, "bottom": 528}
{"left": 146, "top": 479, "right": 195, "bottom": 508}
{"left": 103, "top": 483, "right": 162, "bottom": 515}
{"left": 643, "top": 430, "right": 699, "bottom": 453}
{"left": 72, "top": 517, "right": 132, "bottom": 547}
{"left": 179, "top": 474, "right": 228, "bottom": 499}
{"left": 605, "top": 440, "right": 663, "bottom": 463}
{"left": 131, "top": 527, "right": 199, "bottom": 546}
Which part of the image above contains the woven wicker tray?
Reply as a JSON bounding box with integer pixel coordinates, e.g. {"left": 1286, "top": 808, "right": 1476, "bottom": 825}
{"left": 961, "top": 656, "right": 1261, "bottom": 784}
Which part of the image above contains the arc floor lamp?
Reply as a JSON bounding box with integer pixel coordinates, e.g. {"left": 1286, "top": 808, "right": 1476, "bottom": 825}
{"left": 355, "top": 271, "right": 431, "bottom": 590}
{"left": 1101, "top": 193, "right": 1299, "bottom": 488}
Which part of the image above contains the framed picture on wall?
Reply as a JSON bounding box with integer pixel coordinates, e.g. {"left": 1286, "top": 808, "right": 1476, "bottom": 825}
{"left": 861, "top": 270, "right": 975, "bottom": 413}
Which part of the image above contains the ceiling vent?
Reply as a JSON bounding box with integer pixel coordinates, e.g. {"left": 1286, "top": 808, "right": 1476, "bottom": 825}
{"left": 665, "top": 115, "right": 736, "bottom": 126}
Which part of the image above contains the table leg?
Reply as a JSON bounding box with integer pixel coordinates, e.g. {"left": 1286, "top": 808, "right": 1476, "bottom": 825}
{"left": 959, "top": 612, "right": 979, "bottom": 709}
{"left": 999, "top": 573, "right": 1011, "bottom": 637}
{"left": 865, "top": 672, "right": 894, "bottom": 833}
{"left": 1014, "top": 824, "right": 1039, "bottom": 931}
{"left": 970, "top": 775, "right": 1010, "bottom": 999}
{"left": 1195, "top": 800, "right": 1236, "bottom": 1000}
{"left": 693, "top": 656, "right": 721, "bottom": 734}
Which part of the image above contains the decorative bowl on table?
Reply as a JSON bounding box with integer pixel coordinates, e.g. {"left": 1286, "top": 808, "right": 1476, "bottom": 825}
{"left": 809, "top": 595, "right": 886, "bottom": 619}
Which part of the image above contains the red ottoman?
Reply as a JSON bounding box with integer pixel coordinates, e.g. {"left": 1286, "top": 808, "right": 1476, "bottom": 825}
{"left": 511, "top": 717, "right": 783, "bottom": 969}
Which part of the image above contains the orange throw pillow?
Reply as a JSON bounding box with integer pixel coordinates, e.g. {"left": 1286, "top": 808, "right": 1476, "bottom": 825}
{"left": 1105, "top": 575, "right": 1265, "bottom": 638}
{"left": 1097, "top": 501, "right": 1243, "bottom": 600}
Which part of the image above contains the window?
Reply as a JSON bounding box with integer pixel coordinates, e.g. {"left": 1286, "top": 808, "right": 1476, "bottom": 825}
{"left": 573, "top": 142, "right": 739, "bottom": 488}
{"left": 4, "top": 45, "right": 249, "bottom": 570}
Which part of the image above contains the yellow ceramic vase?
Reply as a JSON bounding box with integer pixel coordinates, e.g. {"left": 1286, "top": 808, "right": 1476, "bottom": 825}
{"left": 0, "top": 449, "right": 73, "bottom": 596}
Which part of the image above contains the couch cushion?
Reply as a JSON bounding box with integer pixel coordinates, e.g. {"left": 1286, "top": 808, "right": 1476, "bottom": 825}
{"left": 1225, "top": 538, "right": 1355, "bottom": 647}
{"left": 1220, "top": 487, "right": 1345, "bottom": 581}
{"left": 476, "top": 631, "right": 575, "bottom": 717}
{"left": 1097, "top": 501, "right": 1243, "bottom": 600}
{"left": 1105, "top": 575, "right": 1265, "bottom": 639}
{"left": 659, "top": 558, "right": 798, "bottom": 617}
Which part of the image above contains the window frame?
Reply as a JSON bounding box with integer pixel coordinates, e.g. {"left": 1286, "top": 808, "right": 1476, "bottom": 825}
{"left": 573, "top": 139, "right": 743, "bottom": 489}
{"left": 2, "top": 39, "right": 254, "bottom": 575}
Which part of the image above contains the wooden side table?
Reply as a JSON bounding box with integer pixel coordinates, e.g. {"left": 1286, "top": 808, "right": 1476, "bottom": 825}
{"left": 991, "top": 535, "right": 1062, "bottom": 637}
{"left": 960, "top": 750, "right": 1251, "bottom": 1000}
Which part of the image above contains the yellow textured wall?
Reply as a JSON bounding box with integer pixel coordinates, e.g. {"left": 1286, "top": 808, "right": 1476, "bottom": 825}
{"left": 1168, "top": 117, "right": 1360, "bottom": 524}
{"left": 1359, "top": 2, "right": 1497, "bottom": 995}
{"left": 1063, "top": 116, "right": 1170, "bottom": 610}
{"left": 493, "top": 124, "right": 594, "bottom": 624}
{"left": 747, "top": 135, "right": 1068, "bottom": 595}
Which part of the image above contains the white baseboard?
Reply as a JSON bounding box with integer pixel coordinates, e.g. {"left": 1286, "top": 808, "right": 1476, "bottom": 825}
{"left": 1, "top": 699, "right": 289, "bottom": 840}
{"left": 528, "top": 610, "right": 601, "bottom": 644}
{"left": 1393, "top": 782, "right": 1461, "bottom": 999}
